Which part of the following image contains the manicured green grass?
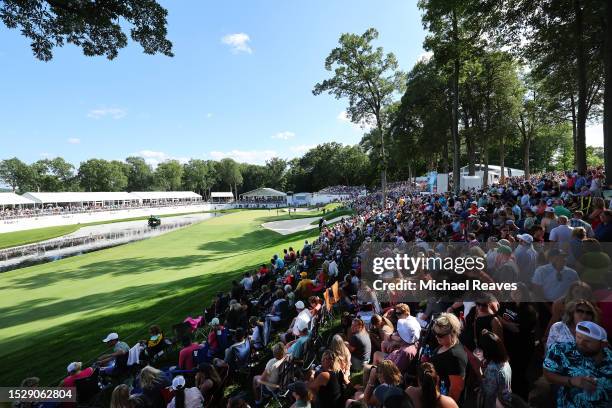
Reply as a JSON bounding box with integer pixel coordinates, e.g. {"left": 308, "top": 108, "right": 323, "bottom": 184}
{"left": 0, "top": 210, "right": 318, "bottom": 386}
{"left": 0, "top": 209, "right": 241, "bottom": 250}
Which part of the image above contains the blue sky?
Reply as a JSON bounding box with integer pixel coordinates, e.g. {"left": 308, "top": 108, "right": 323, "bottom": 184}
{"left": 0, "top": 0, "right": 603, "bottom": 168}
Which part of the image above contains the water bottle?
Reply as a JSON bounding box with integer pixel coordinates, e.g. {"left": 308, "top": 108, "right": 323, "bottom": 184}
{"left": 440, "top": 379, "right": 449, "bottom": 396}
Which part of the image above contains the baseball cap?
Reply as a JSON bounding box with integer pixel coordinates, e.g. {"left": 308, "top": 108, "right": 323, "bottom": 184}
{"left": 300, "top": 272, "right": 308, "bottom": 278}
{"left": 497, "top": 245, "right": 512, "bottom": 255}
{"left": 497, "top": 239, "right": 511, "bottom": 247}
{"left": 67, "top": 362, "right": 81, "bottom": 373}
{"left": 545, "top": 207, "right": 555, "bottom": 213}
{"left": 576, "top": 321, "right": 607, "bottom": 341}
{"left": 288, "top": 381, "right": 308, "bottom": 399}
{"left": 210, "top": 317, "right": 220, "bottom": 326}
{"left": 295, "top": 301, "right": 305, "bottom": 310}
{"left": 517, "top": 233, "right": 533, "bottom": 244}
{"left": 102, "top": 332, "right": 119, "bottom": 343}
{"left": 171, "top": 375, "right": 186, "bottom": 390}
{"left": 549, "top": 248, "right": 568, "bottom": 258}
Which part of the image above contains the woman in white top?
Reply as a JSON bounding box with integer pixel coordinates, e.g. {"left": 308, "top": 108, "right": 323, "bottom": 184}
{"left": 167, "top": 376, "right": 204, "bottom": 408}
{"left": 546, "top": 299, "right": 599, "bottom": 350}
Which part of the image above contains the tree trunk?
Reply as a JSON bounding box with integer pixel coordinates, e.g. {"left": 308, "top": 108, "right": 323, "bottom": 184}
{"left": 524, "top": 136, "right": 531, "bottom": 179}
{"left": 452, "top": 8, "right": 461, "bottom": 194}
{"left": 377, "top": 121, "right": 387, "bottom": 205}
{"left": 500, "top": 133, "right": 505, "bottom": 184}
{"left": 465, "top": 119, "right": 476, "bottom": 176}
{"left": 483, "top": 140, "right": 489, "bottom": 188}
{"left": 574, "top": 0, "right": 588, "bottom": 174}
{"left": 571, "top": 94, "right": 578, "bottom": 168}
{"left": 604, "top": 0, "right": 612, "bottom": 186}
{"left": 442, "top": 138, "right": 449, "bottom": 173}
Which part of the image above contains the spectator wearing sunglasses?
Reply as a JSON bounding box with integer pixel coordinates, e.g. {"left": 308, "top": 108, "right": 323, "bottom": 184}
{"left": 546, "top": 300, "right": 599, "bottom": 350}
{"left": 429, "top": 313, "right": 467, "bottom": 403}
{"left": 543, "top": 321, "right": 612, "bottom": 408}
{"left": 532, "top": 249, "right": 580, "bottom": 302}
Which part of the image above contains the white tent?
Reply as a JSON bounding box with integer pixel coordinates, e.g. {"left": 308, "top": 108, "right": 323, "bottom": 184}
{"left": 130, "top": 191, "right": 202, "bottom": 203}
{"left": 23, "top": 192, "right": 139, "bottom": 206}
{"left": 239, "top": 188, "right": 287, "bottom": 199}
{"left": 210, "top": 192, "right": 234, "bottom": 203}
{"left": 0, "top": 193, "right": 36, "bottom": 207}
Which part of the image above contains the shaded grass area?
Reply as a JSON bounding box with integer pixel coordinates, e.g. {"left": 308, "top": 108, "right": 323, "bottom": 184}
{"left": 0, "top": 210, "right": 317, "bottom": 386}
{"left": 0, "top": 209, "right": 242, "bottom": 250}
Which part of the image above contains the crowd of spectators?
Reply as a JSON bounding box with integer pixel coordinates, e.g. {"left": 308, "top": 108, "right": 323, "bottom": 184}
{"left": 317, "top": 186, "right": 366, "bottom": 196}
{"left": 0, "top": 200, "right": 207, "bottom": 220}
{"left": 14, "top": 167, "right": 612, "bottom": 408}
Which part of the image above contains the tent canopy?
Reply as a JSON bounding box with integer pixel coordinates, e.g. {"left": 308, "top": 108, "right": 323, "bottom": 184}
{"left": 0, "top": 193, "right": 36, "bottom": 206}
{"left": 130, "top": 191, "right": 201, "bottom": 200}
{"left": 211, "top": 192, "right": 234, "bottom": 198}
{"left": 240, "top": 188, "right": 287, "bottom": 198}
{"left": 23, "top": 192, "right": 138, "bottom": 204}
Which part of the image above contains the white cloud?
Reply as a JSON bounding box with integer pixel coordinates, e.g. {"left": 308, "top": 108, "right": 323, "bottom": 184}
{"left": 134, "top": 150, "right": 189, "bottom": 167}
{"left": 87, "top": 107, "right": 127, "bottom": 119}
{"left": 416, "top": 51, "right": 433, "bottom": 63}
{"left": 290, "top": 144, "right": 316, "bottom": 155}
{"left": 209, "top": 149, "right": 277, "bottom": 165}
{"left": 221, "top": 33, "right": 253, "bottom": 54}
{"left": 586, "top": 123, "right": 603, "bottom": 147}
{"left": 272, "top": 131, "right": 296, "bottom": 140}
{"left": 67, "top": 137, "right": 81, "bottom": 144}
{"left": 337, "top": 111, "right": 374, "bottom": 131}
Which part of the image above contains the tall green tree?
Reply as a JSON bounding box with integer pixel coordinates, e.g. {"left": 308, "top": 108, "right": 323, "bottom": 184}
{"left": 124, "top": 156, "right": 153, "bottom": 191}
{"left": 78, "top": 159, "right": 127, "bottom": 191}
{"left": 264, "top": 158, "right": 287, "bottom": 190}
{"left": 313, "top": 28, "right": 405, "bottom": 201}
{"left": 0, "top": 0, "right": 173, "bottom": 61}
{"left": 182, "top": 159, "right": 212, "bottom": 197}
{"left": 154, "top": 160, "right": 183, "bottom": 191}
{"left": 0, "top": 157, "right": 32, "bottom": 192}
{"left": 216, "top": 158, "right": 243, "bottom": 197}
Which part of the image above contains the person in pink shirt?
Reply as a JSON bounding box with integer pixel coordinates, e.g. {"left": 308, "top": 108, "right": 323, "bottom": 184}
{"left": 178, "top": 337, "right": 201, "bottom": 370}
{"left": 60, "top": 362, "right": 94, "bottom": 387}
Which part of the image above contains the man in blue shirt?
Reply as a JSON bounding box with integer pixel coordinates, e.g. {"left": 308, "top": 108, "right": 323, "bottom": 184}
{"left": 531, "top": 249, "right": 579, "bottom": 301}
{"left": 595, "top": 210, "right": 612, "bottom": 242}
{"left": 543, "top": 321, "right": 611, "bottom": 407}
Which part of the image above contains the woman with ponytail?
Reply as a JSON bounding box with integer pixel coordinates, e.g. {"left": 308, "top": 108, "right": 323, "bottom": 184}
{"left": 167, "top": 375, "right": 204, "bottom": 408}
{"left": 405, "top": 363, "right": 458, "bottom": 408}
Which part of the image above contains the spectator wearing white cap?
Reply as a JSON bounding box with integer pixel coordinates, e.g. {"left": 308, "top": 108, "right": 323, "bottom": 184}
{"left": 514, "top": 233, "right": 538, "bottom": 282}
{"left": 167, "top": 375, "right": 204, "bottom": 408}
{"left": 59, "top": 361, "right": 94, "bottom": 387}
{"left": 543, "top": 321, "right": 611, "bottom": 408}
{"left": 281, "top": 301, "right": 311, "bottom": 343}
{"left": 98, "top": 332, "right": 129, "bottom": 374}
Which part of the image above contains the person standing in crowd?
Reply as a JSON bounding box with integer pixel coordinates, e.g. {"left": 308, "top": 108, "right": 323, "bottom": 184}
{"left": 543, "top": 321, "right": 612, "bottom": 408}
{"left": 594, "top": 210, "right": 612, "bottom": 242}
{"left": 478, "top": 329, "right": 512, "bottom": 407}
{"left": 429, "top": 313, "right": 468, "bottom": 403}
{"left": 531, "top": 249, "right": 580, "bottom": 302}
{"left": 497, "top": 283, "right": 537, "bottom": 401}
{"left": 307, "top": 350, "right": 345, "bottom": 407}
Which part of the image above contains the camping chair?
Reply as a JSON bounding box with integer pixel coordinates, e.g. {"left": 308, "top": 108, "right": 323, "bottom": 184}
{"left": 256, "top": 359, "right": 293, "bottom": 408}
{"left": 74, "top": 368, "right": 103, "bottom": 407}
